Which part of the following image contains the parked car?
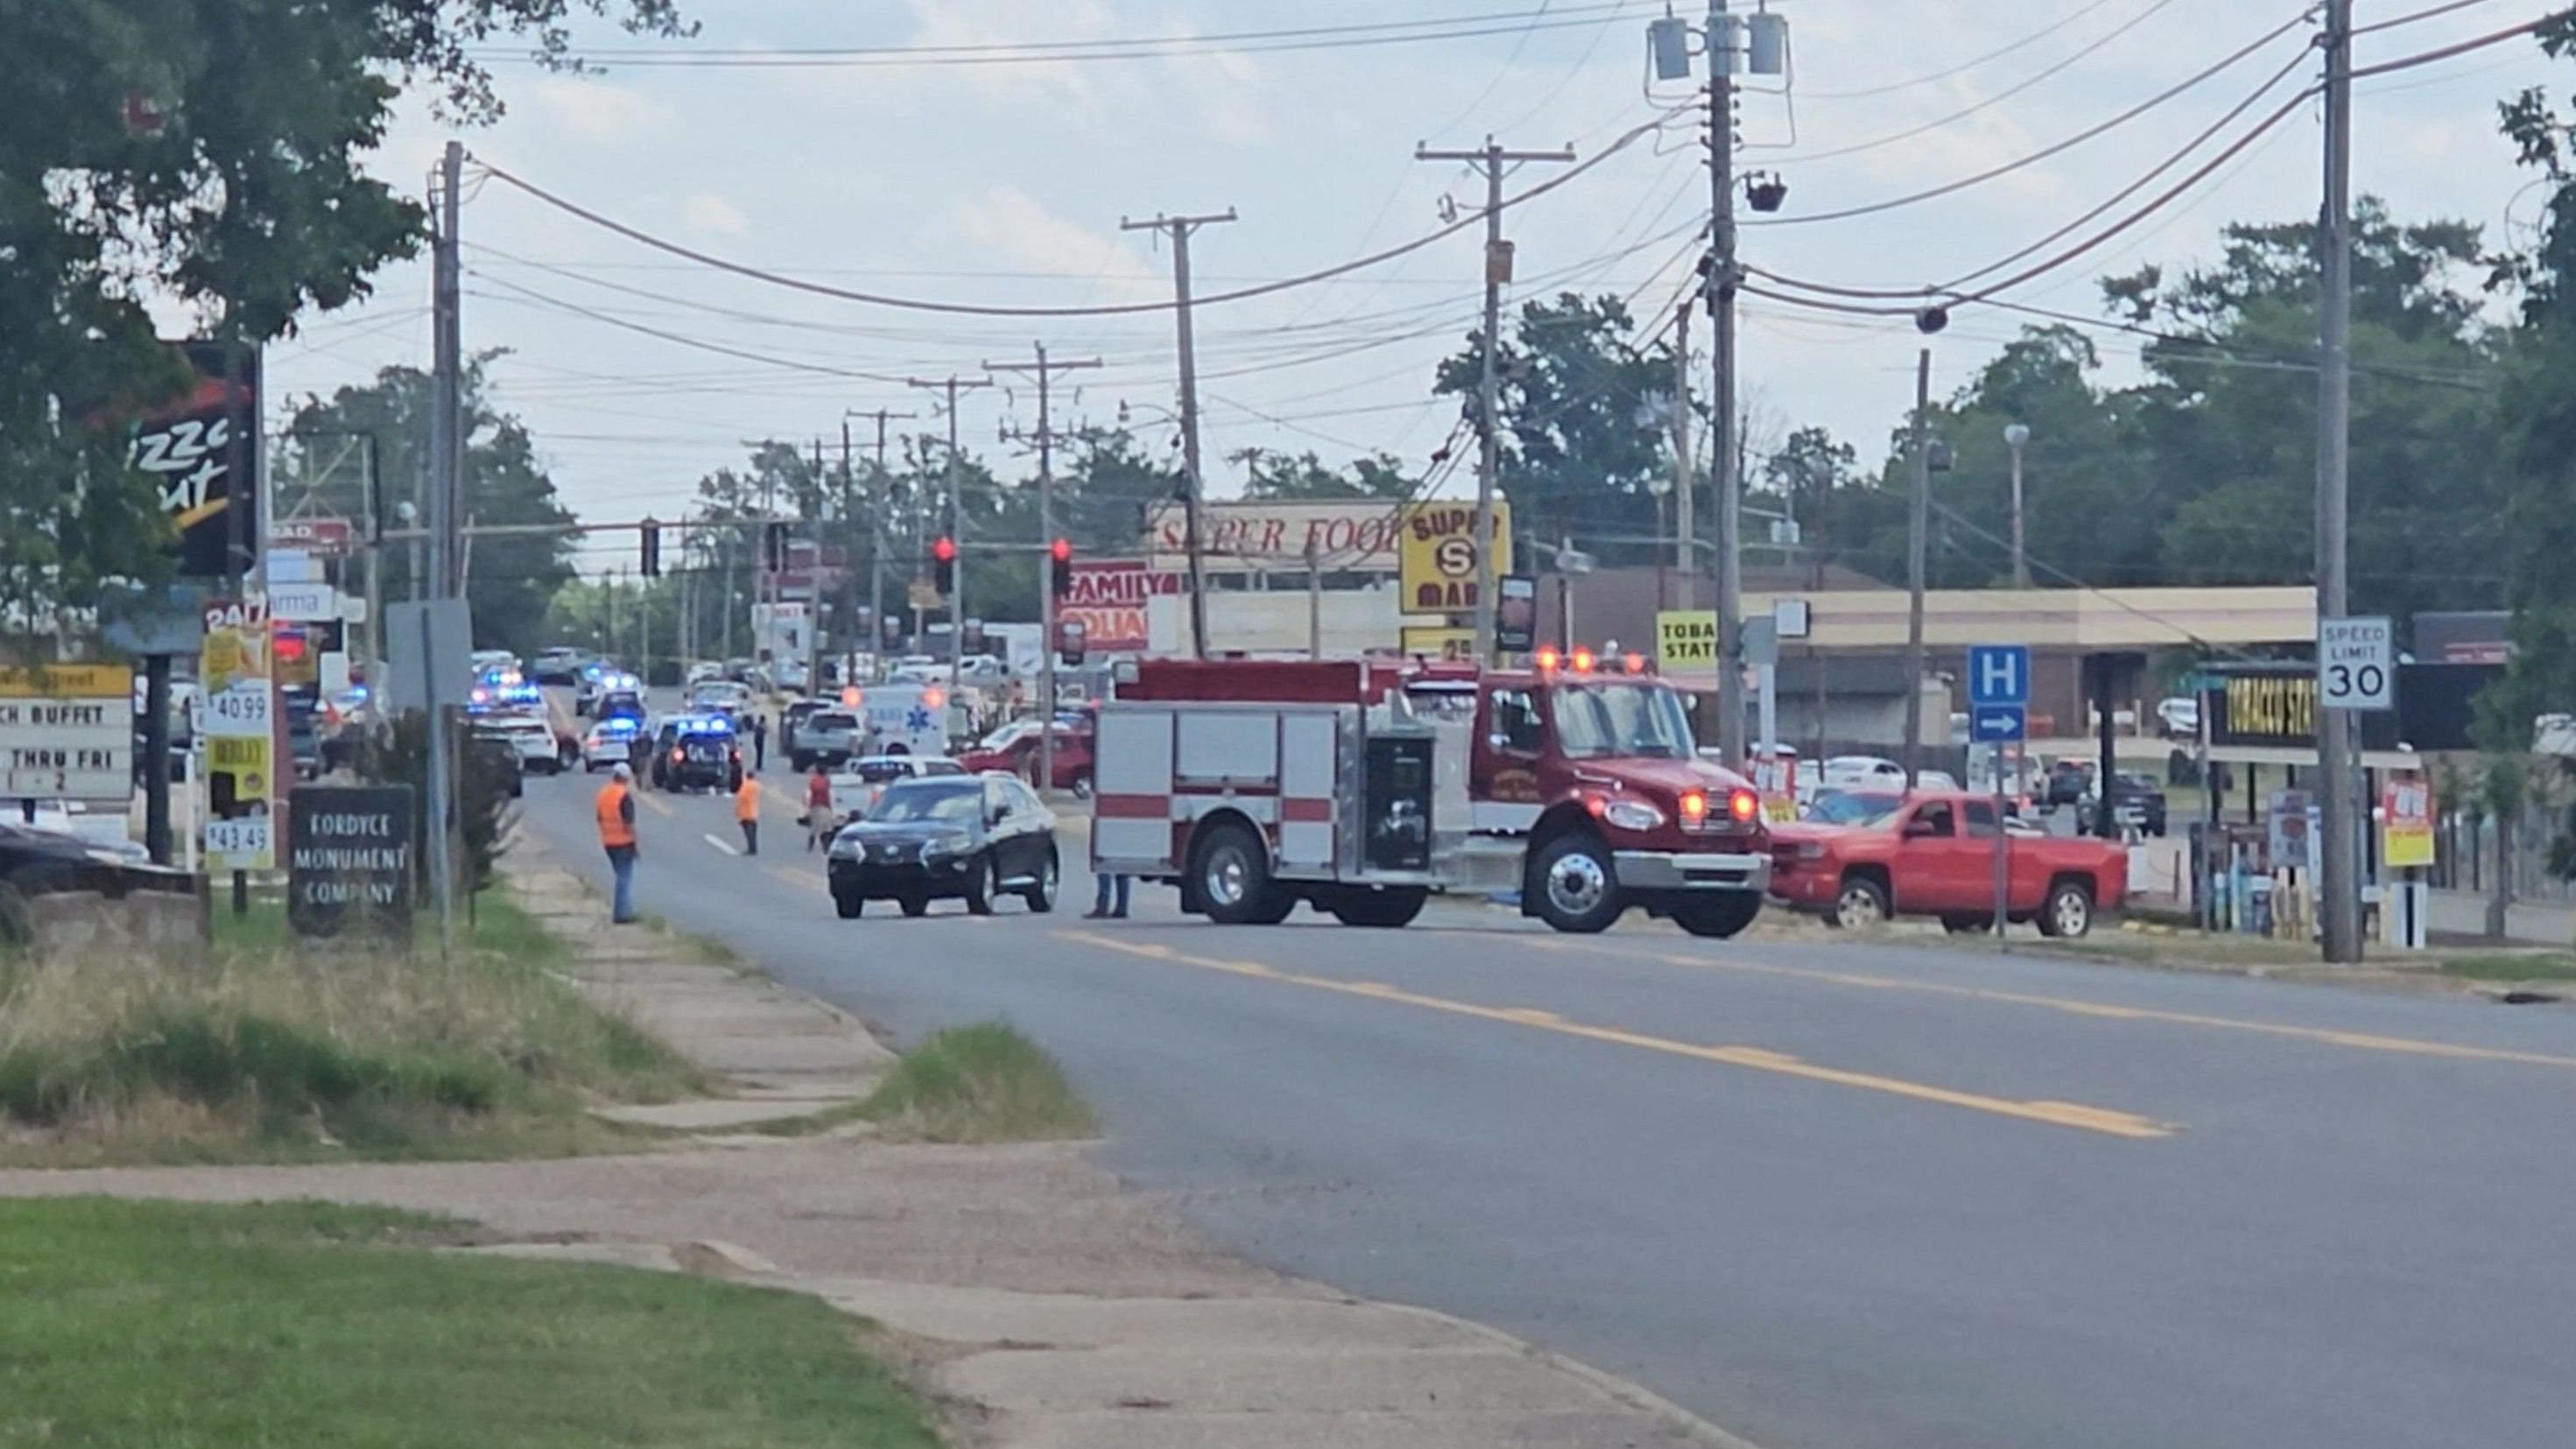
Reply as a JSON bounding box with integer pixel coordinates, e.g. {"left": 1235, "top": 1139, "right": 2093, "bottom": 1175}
{"left": 1768, "top": 791, "right": 2127, "bottom": 937}
{"left": 475, "top": 711, "right": 560, "bottom": 776}
{"left": 581, "top": 717, "right": 648, "bottom": 772}
{"left": 957, "top": 716, "right": 1094, "bottom": 794}
{"left": 2044, "top": 758, "right": 2094, "bottom": 807}
{"left": 787, "top": 709, "right": 864, "bottom": 771}
{"left": 2155, "top": 695, "right": 2200, "bottom": 740}
{"left": 2080, "top": 770, "right": 2170, "bottom": 837}
{"left": 648, "top": 714, "right": 743, "bottom": 792}
{"left": 778, "top": 698, "right": 828, "bottom": 756}
{"left": 529, "top": 647, "right": 587, "bottom": 686}
{"left": 825, "top": 772, "right": 1059, "bottom": 919}
{"left": 685, "top": 679, "right": 755, "bottom": 724}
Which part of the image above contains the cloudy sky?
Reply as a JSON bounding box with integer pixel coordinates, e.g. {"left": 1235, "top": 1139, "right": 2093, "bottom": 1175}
{"left": 264, "top": 0, "right": 2565, "bottom": 579}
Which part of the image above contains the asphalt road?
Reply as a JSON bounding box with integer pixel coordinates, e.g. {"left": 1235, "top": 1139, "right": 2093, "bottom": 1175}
{"left": 523, "top": 758, "right": 2576, "bottom": 1449}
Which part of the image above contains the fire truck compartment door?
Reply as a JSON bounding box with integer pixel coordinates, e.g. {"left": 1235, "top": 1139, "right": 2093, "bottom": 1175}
{"left": 1095, "top": 708, "right": 1178, "bottom": 865}
{"left": 1277, "top": 712, "right": 1338, "bottom": 869}
{"left": 1177, "top": 713, "right": 1279, "bottom": 788}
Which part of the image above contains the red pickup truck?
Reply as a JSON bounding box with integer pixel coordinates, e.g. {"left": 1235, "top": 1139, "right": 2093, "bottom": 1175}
{"left": 1769, "top": 791, "right": 2125, "bottom": 938}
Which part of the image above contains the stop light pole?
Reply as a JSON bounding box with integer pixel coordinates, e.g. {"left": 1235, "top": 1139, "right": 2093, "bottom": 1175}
{"left": 987, "top": 344, "right": 1099, "bottom": 792}
{"left": 907, "top": 375, "right": 990, "bottom": 690}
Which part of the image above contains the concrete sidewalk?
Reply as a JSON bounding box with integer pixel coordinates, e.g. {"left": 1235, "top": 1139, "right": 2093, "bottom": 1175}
{"left": 0, "top": 841, "right": 1754, "bottom": 1449}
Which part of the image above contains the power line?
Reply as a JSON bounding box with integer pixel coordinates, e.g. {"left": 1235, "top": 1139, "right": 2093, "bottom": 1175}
{"left": 467, "top": 113, "right": 1679, "bottom": 320}
{"left": 1745, "top": 5, "right": 2319, "bottom": 228}
{"left": 1798, "top": 0, "right": 2136, "bottom": 100}
{"left": 1775, "top": 0, "right": 2187, "bottom": 165}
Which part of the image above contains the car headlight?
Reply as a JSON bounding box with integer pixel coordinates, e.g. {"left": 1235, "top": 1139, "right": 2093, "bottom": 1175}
{"left": 1601, "top": 799, "right": 1666, "bottom": 832}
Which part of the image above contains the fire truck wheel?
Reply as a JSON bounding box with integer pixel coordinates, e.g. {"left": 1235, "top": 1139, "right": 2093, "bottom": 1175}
{"left": 1192, "top": 821, "right": 1281, "bottom": 925}
{"left": 1327, "top": 887, "right": 1427, "bottom": 929}
{"left": 1529, "top": 834, "right": 1623, "bottom": 934}
{"left": 1672, "top": 893, "right": 1761, "bottom": 939}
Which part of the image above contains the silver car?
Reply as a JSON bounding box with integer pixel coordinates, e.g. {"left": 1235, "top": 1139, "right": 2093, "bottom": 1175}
{"left": 789, "top": 709, "right": 864, "bottom": 771}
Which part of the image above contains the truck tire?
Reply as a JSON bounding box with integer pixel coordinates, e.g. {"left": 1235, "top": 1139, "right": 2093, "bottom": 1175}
{"left": 1528, "top": 834, "right": 1624, "bottom": 934}
{"left": 1192, "top": 821, "right": 1287, "bottom": 926}
{"left": 2038, "top": 878, "right": 2094, "bottom": 939}
{"left": 900, "top": 894, "right": 929, "bottom": 918}
{"left": 834, "top": 890, "right": 864, "bottom": 920}
{"left": 1826, "top": 874, "right": 1890, "bottom": 930}
{"left": 1326, "top": 886, "right": 1427, "bottom": 929}
{"left": 1672, "top": 893, "right": 1761, "bottom": 939}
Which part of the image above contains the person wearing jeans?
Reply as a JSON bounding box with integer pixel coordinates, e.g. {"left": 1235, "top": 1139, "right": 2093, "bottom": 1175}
{"left": 596, "top": 763, "right": 640, "bottom": 923}
{"left": 1087, "top": 868, "right": 1130, "bottom": 919}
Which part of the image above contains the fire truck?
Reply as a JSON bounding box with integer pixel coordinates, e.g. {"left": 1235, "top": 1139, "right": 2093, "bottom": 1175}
{"left": 1090, "top": 658, "right": 1770, "bottom": 934}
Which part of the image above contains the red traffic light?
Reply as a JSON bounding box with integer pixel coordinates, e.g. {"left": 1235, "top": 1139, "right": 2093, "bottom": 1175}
{"left": 1050, "top": 537, "right": 1071, "bottom": 563}
{"left": 932, "top": 536, "right": 957, "bottom": 563}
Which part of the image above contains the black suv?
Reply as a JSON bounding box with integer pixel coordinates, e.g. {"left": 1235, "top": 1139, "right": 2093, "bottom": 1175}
{"left": 2080, "top": 770, "right": 2170, "bottom": 837}
{"left": 826, "top": 773, "right": 1058, "bottom": 919}
{"left": 647, "top": 716, "right": 743, "bottom": 792}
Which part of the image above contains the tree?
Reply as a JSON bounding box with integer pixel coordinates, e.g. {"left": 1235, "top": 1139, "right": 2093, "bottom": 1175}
{"left": 1437, "top": 292, "right": 1676, "bottom": 561}
{"left": 1232, "top": 448, "right": 1417, "bottom": 502}
{"left": 2104, "top": 200, "right": 2507, "bottom": 620}
{"left": 1056, "top": 428, "right": 1180, "bottom": 554}
{"left": 1, "top": 1, "right": 686, "bottom": 630}
{"left": 278, "top": 361, "right": 577, "bottom": 658}
{"left": 2482, "top": 13, "right": 2576, "bottom": 765}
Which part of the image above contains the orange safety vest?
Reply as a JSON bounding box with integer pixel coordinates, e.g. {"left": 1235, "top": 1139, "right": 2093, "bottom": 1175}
{"left": 734, "top": 777, "right": 760, "bottom": 823}
{"left": 595, "top": 781, "right": 637, "bottom": 848}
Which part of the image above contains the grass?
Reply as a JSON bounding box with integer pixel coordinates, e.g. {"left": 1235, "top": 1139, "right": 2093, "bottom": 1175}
{"left": 0, "top": 895, "right": 703, "bottom": 1165}
{"left": 848, "top": 1023, "right": 1097, "bottom": 1144}
{"left": 0, "top": 1197, "right": 941, "bottom": 1449}
{"left": 2430, "top": 953, "right": 2576, "bottom": 984}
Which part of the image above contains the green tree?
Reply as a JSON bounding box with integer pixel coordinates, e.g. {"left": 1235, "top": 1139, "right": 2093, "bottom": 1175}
{"left": 2103, "top": 200, "right": 2507, "bottom": 618}
{"left": 1056, "top": 428, "right": 1179, "bottom": 554}
{"left": 1436, "top": 292, "right": 1675, "bottom": 560}
{"left": 278, "top": 361, "right": 577, "bottom": 657}
{"left": 1232, "top": 448, "right": 1417, "bottom": 502}
{"left": 1, "top": 1, "right": 685, "bottom": 630}
{"left": 2481, "top": 13, "right": 2576, "bottom": 761}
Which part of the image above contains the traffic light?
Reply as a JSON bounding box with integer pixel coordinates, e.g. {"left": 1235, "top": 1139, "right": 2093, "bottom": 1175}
{"left": 638, "top": 517, "right": 661, "bottom": 578}
{"left": 1049, "top": 538, "right": 1073, "bottom": 599}
{"left": 762, "top": 521, "right": 788, "bottom": 573}
{"left": 932, "top": 535, "right": 957, "bottom": 594}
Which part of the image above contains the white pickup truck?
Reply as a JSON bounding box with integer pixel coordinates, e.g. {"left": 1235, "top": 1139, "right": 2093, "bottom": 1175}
{"left": 823, "top": 756, "right": 971, "bottom": 829}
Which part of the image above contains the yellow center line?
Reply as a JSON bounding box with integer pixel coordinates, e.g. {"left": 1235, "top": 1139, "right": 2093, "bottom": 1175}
{"left": 1055, "top": 931, "right": 2174, "bottom": 1140}
{"left": 634, "top": 791, "right": 676, "bottom": 818}
{"left": 1531, "top": 938, "right": 2576, "bottom": 1074}
{"left": 767, "top": 863, "right": 825, "bottom": 894}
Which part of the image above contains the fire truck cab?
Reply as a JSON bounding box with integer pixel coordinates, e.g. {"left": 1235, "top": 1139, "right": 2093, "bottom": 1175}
{"left": 1091, "top": 658, "right": 1770, "bottom": 935}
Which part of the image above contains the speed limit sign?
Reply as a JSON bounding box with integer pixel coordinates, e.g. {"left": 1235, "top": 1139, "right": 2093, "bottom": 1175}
{"left": 2319, "top": 615, "right": 2394, "bottom": 712}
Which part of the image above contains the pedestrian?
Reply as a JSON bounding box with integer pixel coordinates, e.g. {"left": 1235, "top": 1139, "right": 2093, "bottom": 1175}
{"left": 735, "top": 770, "right": 762, "bottom": 856}
{"left": 1086, "top": 866, "right": 1130, "bottom": 919}
{"left": 805, "top": 763, "right": 834, "bottom": 851}
{"left": 750, "top": 710, "right": 768, "bottom": 771}
{"left": 596, "top": 763, "right": 640, "bottom": 923}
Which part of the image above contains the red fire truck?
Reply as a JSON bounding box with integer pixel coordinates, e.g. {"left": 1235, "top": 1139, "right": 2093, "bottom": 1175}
{"left": 1090, "top": 658, "right": 1770, "bottom": 934}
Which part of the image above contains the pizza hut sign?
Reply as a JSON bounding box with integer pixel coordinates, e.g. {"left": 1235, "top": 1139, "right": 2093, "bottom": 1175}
{"left": 131, "top": 341, "right": 261, "bottom": 579}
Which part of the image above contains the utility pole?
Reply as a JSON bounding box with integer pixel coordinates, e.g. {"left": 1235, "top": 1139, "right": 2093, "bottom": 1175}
{"left": 2316, "top": 0, "right": 2363, "bottom": 964}
{"left": 2004, "top": 422, "right": 2032, "bottom": 589}
{"left": 907, "top": 375, "right": 990, "bottom": 690}
{"left": 418, "top": 140, "right": 465, "bottom": 954}
{"left": 986, "top": 344, "right": 1100, "bottom": 794}
{"left": 1901, "top": 348, "right": 1932, "bottom": 791}
{"left": 1416, "top": 137, "right": 1575, "bottom": 664}
{"left": 1707, "top": 0, "right": 1749, "bottom": 767}
{"left": 1306, "top": 536, "right": 1324, "bottom": 658}
{"left": 1121, "top": 208, "right": 1235, "bottom": 659}
{"left": 1672, "top": 299, "right": 1696, "bottom": 605}
{"left": 847, "top": 407, "right": 914, "bottom": 666}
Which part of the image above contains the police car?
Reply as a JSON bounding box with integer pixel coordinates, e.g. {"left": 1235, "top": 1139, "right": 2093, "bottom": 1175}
{"left": 581, "top": 715, "right": 648, "bottom": 772}
{"left": 647, "top": 714, "right": 743, "bottom": 792}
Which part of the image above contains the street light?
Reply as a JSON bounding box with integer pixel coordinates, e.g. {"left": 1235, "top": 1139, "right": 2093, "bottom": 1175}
{"left": 2002, "top": 422, "right": 2032, "bottom": 590}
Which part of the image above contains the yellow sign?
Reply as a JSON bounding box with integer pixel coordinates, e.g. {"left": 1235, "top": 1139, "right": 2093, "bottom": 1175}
{"left": 2382, "top": 779, "right": 2436, "bottom": 869}
{"left": 1399, "top": 625, "right": 1479, "bottom": 662}
{"left": 1397, "top": 502, "right": 1512, "bottom": 617}
{"left": 0, "top": 664, "right": 131, "bottom": 699}
{"left": 1656, "top": 610, "right": 1721, "bottom": 670}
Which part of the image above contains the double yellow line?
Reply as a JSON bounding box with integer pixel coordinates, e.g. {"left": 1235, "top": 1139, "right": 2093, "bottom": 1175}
{"left": 1057, "top": 931, "right": 2176, "bottom": 1140}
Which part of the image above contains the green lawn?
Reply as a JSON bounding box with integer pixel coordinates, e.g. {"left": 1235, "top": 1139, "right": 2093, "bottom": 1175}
{"left": 2432, "top": 953, "right": 2576, "bottom": 983}
{"left": 0, "top": 1198, "right": 941, "bottom": 1449}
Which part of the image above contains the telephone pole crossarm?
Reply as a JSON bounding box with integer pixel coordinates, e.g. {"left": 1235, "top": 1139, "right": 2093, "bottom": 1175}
{"left": 986, "top": 345, "right": 1101, "bottom": 792}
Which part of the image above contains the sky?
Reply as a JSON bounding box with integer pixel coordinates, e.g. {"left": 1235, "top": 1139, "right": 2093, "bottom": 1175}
{"left": 260, "top": 0, "right": 2569, "bottom": 580}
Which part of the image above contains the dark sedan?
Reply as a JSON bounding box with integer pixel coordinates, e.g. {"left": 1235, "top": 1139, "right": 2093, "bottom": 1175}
{"left": 826, "top": 773, "right": 1058, "bottom": 919}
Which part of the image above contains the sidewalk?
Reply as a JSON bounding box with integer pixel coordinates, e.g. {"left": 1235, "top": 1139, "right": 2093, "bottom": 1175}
{"left": 0, "top": 841, "right": 1753, "bottom": 1449}
{"left": 2429, "top": 889, "right": 2576, "bottom": 947}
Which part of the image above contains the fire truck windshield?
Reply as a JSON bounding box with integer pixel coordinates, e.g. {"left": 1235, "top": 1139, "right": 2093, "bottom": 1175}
{"left": 1552, "top": 682, "right": 1696, "bottom": 760}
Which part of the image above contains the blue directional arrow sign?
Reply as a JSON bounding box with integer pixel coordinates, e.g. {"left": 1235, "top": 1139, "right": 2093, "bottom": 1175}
{"left": 1971, "top": 705, "right": 2027, "bottom": 743}
{"left": 1967, "top": 644, "right": 2031, "bottom": 708}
